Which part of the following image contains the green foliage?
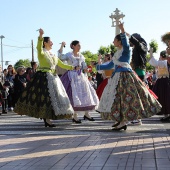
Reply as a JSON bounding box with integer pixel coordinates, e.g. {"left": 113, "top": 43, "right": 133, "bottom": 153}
{"left": 109, "top": 44, "right": 117, "bottom": 54}
{"left": 149, "top": 40, "right": 158, "bottom": 53}
{"left": 146, "top": 54, "right": 154, "bottom": 71}
{"left": 14, "top": 59, "right": 31, "bottom": 70}
{"left": 98, "top": 46, "right": 110, "bottom": 55}
{"left": 82, "top": 44, "right": 117, "bottom": 73}
{"left": 81, "top": 51, "right": 98, "bottom": 66}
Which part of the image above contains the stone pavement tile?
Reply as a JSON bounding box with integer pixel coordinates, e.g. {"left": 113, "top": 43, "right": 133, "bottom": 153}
{"left": 104, "top": 157, "right": 120, "bottom": 166}
{"left": 157, "top": 168, "right": 170, "bottom": 170}
{"left": 124, "top": 167, "right": 133, "bottom": 170}
{"left": 49, "top": 165, "right": 67, "bottom": 170}
{"left": 86, "top": 167, "right": 103, "bottom": 170}
{"left": 126, "top": 158, "right": 135, "bottom": 167}
{"left": 78, "top": 167, "right": 88, "bottom": 170}
{"left": 141, "top": 158, "right": 156, "bottom": 168}
{"left": 156, "top": 158, "right": 170, "bottom": 168}
{"left": 115, "top": 167, "right": 126, "bottom": 170}
{"left": 0, "top": 163, "right": 8, "bottom": 168}
{"left": 0, "top": 166, "right": 18, "bottom": 170}
{"left": 102, "top": 167, "right": 118, "bottom": 170}
{"left": 155, "top": 151, "right": 169, "bottom": 158}
{"left": 26, "top": 165, "right": 53, "bottom": 170}
{"left": 141, "top": 168, "right": 157, "bottom": 170}
{"left": 132, "top": 167, "right": 142, "bottom": 170}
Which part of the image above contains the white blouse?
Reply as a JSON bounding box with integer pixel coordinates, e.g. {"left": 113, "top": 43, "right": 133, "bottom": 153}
{"left": 58, "top": 51, "right": 87, "bottom": 69}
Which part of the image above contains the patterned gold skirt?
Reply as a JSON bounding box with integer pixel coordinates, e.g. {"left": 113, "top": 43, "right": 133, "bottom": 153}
{"left": 14, "top": 71, "right": 74, "bottom": 119}
{"left": 100, "top": 71, "right": 162, "bottom": 122}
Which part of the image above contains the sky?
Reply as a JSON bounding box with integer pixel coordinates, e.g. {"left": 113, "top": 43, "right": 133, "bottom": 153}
{"left": 0, "top": 0, "right": 170, "bottom": 69}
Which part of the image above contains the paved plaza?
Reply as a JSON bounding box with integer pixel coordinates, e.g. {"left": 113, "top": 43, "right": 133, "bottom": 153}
{"left": 0, "top": 112, "right": 170, "bottom": 170}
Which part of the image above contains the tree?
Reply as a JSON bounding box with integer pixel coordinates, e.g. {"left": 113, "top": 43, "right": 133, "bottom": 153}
{"left": 98, "top": 46, "right": 110, "bottom": 55}
{"left": 149, "top": 39, "right": 158, "bottom": 53}
{"left": 146, "top": 40, "right": 159, "bottom": 71}
{"left": 146, "top": 54, "right": 154, "bottom": 71}
{"left": 81, "top": 51, "right": 98, "bottom": 66}
{"left": 14, "top": 59, "right": 31, "bottom": 70}
{"left": 109, "top": 44, "right": 117, "bottom": 56}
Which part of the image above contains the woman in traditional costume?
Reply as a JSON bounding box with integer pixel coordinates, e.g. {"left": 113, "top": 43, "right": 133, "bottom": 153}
{"left": 14, "top": 28, "right": 74, "bottom": 127}
{"left": 58, "top": 40, "right": 99, "bottom": 123}
{"left": 96, "top": 23, "right": 161, "bottom": 131}
{"left": 96, "top": 54, "right": 114, "bottom": 100}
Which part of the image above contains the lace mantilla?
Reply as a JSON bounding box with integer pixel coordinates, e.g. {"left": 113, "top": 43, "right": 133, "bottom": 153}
{"left": 98, "top": 72, "right": 120, "bottom": 113}
{"left": 46, "top": 73, "right": 74, "bottom": 115}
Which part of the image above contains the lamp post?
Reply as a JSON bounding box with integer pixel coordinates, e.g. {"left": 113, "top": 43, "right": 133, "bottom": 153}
{"left": 0, "top": 35, "right": 5, "bottom": 71}
{"left": 109, "top": 8, "right": 125, "bottom": 36}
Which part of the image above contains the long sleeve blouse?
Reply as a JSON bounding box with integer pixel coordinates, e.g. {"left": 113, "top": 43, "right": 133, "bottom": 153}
{"left": 36, "top": 37, "right": 74, "bottom": 74}
{"left": 96, "top": 33, "right": 132, "bottom": 76}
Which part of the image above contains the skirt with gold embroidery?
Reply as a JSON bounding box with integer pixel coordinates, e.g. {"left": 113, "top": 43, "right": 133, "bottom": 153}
{"left": 100, "top": 72, "right": 162, "bottom": 122}
{"left": 14, "top": 71, "right": 74, "bottom": 119}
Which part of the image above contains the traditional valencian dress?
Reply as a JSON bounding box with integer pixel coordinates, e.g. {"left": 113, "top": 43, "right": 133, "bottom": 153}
{"left": 96, "top": 33, "right": 161, "bottom": 122}
{"left": 14, "top": 37, "right": 74, "bottom": 119}
{"left": 96, "top": 61, "right": 114, "bottom": 100}
{"left": 58, "top": 52, "right": 99, "bottom": 111}
{"left": 149, "top": 57, "right": 170, "bottom": 116}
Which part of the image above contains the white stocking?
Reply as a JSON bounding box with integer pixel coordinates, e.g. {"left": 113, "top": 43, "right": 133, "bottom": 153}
{"left": 72, "top": 112, "right": 78, "bottom": 120}
{"left": 84, "top": 111, "right": 91, "bottom": 118}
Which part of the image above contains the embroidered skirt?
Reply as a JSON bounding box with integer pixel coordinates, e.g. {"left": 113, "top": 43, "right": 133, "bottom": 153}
{"left": 60, "top": 71, "right": 99, "bottom": 111}
{"left": 98, "top": 71, "right": 162, "bottom": 122}
{"left": 152, "top": 77, "right": 170, "bottom": 115}
{"left": 14, "top": 71, "right": 74, "bottom": 119}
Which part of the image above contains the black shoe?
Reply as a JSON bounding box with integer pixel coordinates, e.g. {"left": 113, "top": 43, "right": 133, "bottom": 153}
{"left": 2, "top": 110, "right": 7, "bottom": 114}
{"left": 95, "top": 110, "right": 100, "bottom": 113}
{"left": 112, "top": 125, "right": 127, "bottom": 131}
{"left": 43, "top": 119, "right": 56, "bottom": 127}
{"left": 112, "top": 122, "right": 120, "bottom": 127}
{"left": 83, "top": 115, "right": 95, "bottom": 121}
{"left": 72, "top": 118, "right": 82, "bottom": 123}
{"left": 160, "top": 116, "right": 170, "bottom": 121}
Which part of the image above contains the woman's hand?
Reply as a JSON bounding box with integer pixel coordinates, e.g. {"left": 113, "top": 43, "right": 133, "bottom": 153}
{"left": 149, "top": 47, "right": 154, "bottom": 57}
{"left": 98, "top": 54, "right": 102, "bottom": 64}
{"left": 39, "top": 28, "right": 44, "bottom": 38}
{"left": 61, "top": 41, "right": 66, "bottom": 48}
{"left": 59, "top": 41, "right": 66, "bottom": 53}
{"left": 118, "top": 22, "right": 125, "bottom": 33}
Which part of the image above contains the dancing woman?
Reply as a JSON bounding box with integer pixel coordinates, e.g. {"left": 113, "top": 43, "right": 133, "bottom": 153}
{"left": 58, "top": 40, "right": 99, "bottom": 123}
{"left": 14, "top": 28, "right": 74, "bottom": 127}
{"left": 96, "top": 23, "right": 161, "bottom": 130}
{"left": 149, "top": 48, "right": 170, "bottom": 121}
{"left": 96, "top": 54, "right": 114, "bottom": 100}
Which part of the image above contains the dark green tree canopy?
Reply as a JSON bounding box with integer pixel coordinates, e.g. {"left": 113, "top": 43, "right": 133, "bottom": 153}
{"left": 14, "top": 59, "right": 31, "bottom": 70}
{"left": 149, "top": 39, "right": 158, "bottom": 53}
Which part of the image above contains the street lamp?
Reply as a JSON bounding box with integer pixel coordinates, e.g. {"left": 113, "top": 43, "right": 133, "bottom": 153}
{"left": 0, "top": 35, "right": 5, "bottom": 72}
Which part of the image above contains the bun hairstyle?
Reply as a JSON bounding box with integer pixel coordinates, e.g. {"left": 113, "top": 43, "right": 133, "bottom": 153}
{"left": 160, "top": 50, "right": 167, "bottom": 58}
{"left": 70, "top": 40, "right": 79, "bottom": 49}
{"left": 43, "top": 37, "right": 50, "bottom": 48}
{"left": 115, "top": 34, "right": 122, "bottom": 44}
